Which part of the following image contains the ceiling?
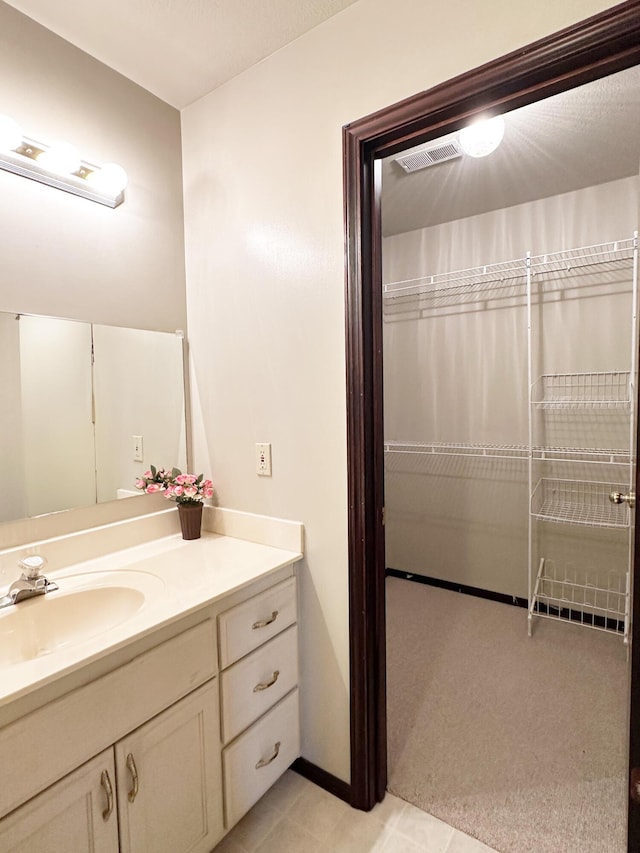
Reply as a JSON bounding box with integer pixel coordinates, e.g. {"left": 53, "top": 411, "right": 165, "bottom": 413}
{"left": 3, "top": 0, "right": 359, "bottom": 108}
{"left": 382, "top": 66, "right": 640, "bottom": 236}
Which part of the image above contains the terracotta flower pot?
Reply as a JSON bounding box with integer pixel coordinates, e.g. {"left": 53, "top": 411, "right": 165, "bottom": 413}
{"left": 178, "top": 502, "right": 203, "bottom": 540}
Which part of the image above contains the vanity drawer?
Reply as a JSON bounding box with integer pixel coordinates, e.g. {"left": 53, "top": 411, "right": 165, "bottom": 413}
{"left": 218, "top": 577, "right": 297, "bottom": 668}
{"left": 220, "top": 625, "right": 298, "bottom": 743}
{"left": 222, "top": 688, "right": 300, "bottom": 828}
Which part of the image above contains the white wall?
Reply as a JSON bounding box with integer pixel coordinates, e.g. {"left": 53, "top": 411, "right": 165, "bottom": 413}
{"left": 181, "top": 0, "right": 621, "bottom": 782}
{"left": 0, "top": 2, "right": 186, "bottom": 333}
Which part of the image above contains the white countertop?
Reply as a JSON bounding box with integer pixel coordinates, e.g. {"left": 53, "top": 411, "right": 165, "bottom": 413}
{"left": 0, "top": 530, "right": 302, "bottom": 710}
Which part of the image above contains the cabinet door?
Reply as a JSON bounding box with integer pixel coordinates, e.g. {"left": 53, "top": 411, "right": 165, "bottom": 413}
{"left": 115, "top": 679, "right": 223, "bottom": 853}
{"left": 0, "top": 748, "right": 118, "bottom": 853}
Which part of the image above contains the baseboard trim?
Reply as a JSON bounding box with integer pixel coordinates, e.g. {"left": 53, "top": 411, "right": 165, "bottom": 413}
{"left": 291, "top": 757, "right": 352, "bottom": 805}
{"left": 385, "top": 568, "right": 528, "bottom": 609}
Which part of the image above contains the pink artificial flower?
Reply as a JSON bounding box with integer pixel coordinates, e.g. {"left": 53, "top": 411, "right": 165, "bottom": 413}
{"left": 183, "top": 486, "right": 198, "bottom": 499}
{"left": 143, "top": 470, "right": 153, "bottom": 479}
{"left": 175, "top": 474, "right": 197, "bottom": 485}
{"left": 135, "top": 478, "right": 146, "bottom": 489}
{"left": 204, "top": 486, "right": 214, "bottom": 498}
{"left": 163, "top": 485, "right": 175, "bottom": 499}
{"left": 145, "top": 483, "right": 164, "bottom": 493}
{"left": 173, "top": 485, "right": 184, "bottom": 497}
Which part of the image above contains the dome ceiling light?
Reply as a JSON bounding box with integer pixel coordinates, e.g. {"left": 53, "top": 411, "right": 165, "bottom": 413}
{"left": 459, "top": 115, "right": 505, "bottom": 158}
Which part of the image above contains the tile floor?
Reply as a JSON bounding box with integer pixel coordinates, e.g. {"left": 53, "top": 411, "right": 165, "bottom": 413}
{"left": 213, "top": 770, "right": 499, "bottom": 853}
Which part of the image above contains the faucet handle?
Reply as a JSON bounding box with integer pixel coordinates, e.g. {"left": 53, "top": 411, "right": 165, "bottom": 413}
{"left": 18, "top": 555, "right": 47, "bottom": 580}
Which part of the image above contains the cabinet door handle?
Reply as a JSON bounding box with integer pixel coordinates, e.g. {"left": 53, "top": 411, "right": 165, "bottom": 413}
{"left": 255, "top": 741, "right": 281, "bottom": 769}
{"left": 100, "top": 770, "right": 114, "bottom": 821}
{"left": 253, "top": 670, "right": 280, "bottom": 692}
{"left": 126, "top": 753, "right": 139, "bottom": 803}
{"left": 252, "top": 610, "right": 279, "bottom": 630}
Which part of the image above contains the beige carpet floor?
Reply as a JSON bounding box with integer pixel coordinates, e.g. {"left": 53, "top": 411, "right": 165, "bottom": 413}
{"left": 386, "top": 577, "right": 629, "bottom": 853}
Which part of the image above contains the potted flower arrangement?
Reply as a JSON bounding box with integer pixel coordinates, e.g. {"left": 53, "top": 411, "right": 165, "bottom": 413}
{"left": 135, "top": 465, "right": 214, "bottom": 540}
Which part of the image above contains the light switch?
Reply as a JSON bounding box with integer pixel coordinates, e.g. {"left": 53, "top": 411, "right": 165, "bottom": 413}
{"left": 133, "top": 435, "right": 144, "bottom": 462}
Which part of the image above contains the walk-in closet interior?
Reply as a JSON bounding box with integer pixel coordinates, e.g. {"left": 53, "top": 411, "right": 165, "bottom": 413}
{"left": 381, "top": 65, "right": 640, "bottom": 853}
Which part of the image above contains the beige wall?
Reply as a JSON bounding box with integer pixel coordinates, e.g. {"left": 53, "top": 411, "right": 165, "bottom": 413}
{"left": 181, "top": 0, "right": 620, "bottom": 782}
{"left": 0, "top": 2, "right": 186, "bottom": 332}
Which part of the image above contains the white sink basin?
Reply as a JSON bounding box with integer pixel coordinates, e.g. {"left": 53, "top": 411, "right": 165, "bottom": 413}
{"left": 0, "top": 571, "right": 164, "bottom": 665}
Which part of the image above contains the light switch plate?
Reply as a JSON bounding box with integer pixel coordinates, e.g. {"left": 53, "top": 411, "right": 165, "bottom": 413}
{"left": 133, "top": 434, "right": 144, "bottom": 462}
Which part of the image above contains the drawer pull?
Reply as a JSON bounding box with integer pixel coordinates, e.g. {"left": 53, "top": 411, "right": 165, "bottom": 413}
{"left": 253, "top": 670, "right": 280, "bottom": 692}
{"left": 252, "top": 610, "right": 279, "bottom": 630}
{"left": 255, "top": 741, "right": 281, "bottom": 769}
{"left": 101, "top": 770, "right": 114, "bottom": 821}
{"left": 126, "top": 753, "right": 139, "bottom": 803}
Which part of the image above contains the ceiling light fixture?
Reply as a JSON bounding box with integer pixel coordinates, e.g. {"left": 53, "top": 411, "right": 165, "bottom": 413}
{"left": 0, "top": 114, "right": 127, "bottom": 208}
{"left": 459, "top": 115, "right": 505, "bottom": 158}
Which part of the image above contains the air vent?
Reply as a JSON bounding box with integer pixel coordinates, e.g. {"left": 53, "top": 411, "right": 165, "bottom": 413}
{"left": 394, "top": 139, "right": 462, "bottom": 173}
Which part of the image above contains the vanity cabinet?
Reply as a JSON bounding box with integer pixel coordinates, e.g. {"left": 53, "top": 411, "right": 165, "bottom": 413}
{"left": 0, "top": 565, "right": 300, "bottom": 852}
{"left": 0, "top": 681, "right": 223, "bottom": 853}
{"left": 0, "top": 749, "right": 119, "bottom": 853}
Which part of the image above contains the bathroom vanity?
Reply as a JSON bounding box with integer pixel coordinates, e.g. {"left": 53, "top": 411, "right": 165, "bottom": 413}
{"left": 0, "top": 508, "right": 303, "bottom": 852}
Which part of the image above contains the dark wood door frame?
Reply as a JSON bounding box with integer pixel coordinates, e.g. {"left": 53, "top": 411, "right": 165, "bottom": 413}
{"left": 343, "top": 2, "right": 640, "bottom": 845}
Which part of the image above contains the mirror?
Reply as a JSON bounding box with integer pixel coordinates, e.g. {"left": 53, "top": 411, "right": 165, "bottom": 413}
{"left": 0, "top": 312, "right": 187, "bottom": 523}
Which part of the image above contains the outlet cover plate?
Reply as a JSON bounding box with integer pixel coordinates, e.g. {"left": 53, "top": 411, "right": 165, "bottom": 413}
{"left": 256, "top": 442, "right": 272, "bottom": 476}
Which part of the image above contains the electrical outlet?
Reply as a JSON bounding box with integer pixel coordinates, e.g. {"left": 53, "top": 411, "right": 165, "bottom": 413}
{"left": 256, "top": 442, "right": 272, "bottom": 476}
{"left": 133, "top": 435, "right": 144, "bottom": 462}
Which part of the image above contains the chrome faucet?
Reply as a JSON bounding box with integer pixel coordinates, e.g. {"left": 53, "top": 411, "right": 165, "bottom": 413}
{"left": 0, "top": 556, "right": 58, "bottom": 609}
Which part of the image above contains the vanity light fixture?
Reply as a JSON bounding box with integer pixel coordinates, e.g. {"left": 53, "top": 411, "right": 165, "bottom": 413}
{"left": 459, "top": 115, "right": 505, "bottom": 158}
{"left": 0, "top": 114, "right": 128, "bottom": 208}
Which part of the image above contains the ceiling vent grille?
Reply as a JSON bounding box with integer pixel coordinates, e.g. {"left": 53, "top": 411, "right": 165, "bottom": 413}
{"left": 394, "top": 140, "right": 462, "bottom": 173}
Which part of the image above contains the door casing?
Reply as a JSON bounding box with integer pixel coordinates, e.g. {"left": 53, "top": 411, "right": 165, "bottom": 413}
{"left": 343, "top": 3, "right": 640, "bottom": 848}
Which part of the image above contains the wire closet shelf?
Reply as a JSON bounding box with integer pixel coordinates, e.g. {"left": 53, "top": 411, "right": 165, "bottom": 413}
{"left": 384, "top": 441, "right": 631, "bottom": 466}
{"left": 529, "top": 558, "right": 628, "bottom": 639}
{"left": 383, "top": 237, "right": 636, "bottom": 303}
{"left": 531, "top": 371, "right": 631, "bottom": 410}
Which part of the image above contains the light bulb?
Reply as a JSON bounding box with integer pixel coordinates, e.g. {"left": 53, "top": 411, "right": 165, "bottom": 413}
{"left": 37, "top": 141, "right": 81, "bottom": 175}
{"left": 459, "top": 115, "right": 505, "bottom": 158}
{"left": 86, "top": 162, "right": 128, "bottom": 195}
{"left": 0, "top": 114, "right": 23, "bottom": 152}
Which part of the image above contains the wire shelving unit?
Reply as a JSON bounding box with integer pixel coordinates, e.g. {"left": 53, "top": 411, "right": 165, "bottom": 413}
{"left": 526, "top": 234, "right": 638, "bottom": 645}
